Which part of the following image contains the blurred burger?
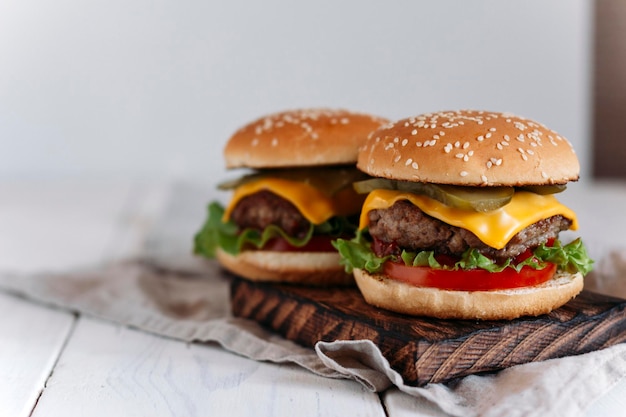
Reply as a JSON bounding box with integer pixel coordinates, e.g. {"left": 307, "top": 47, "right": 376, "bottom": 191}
{"left": 333, "top": 110, "right": 593, "bottom": 319}
{"left": 194, "top": 108, "right": 389, "bottom": 286}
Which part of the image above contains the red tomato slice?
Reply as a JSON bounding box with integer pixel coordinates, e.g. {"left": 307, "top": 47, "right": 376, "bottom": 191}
{"left": 261, "top": 235, "right": 337, "bottom": 252}
{"left": 383, "top": 261, "right": 557, "bottom": 291}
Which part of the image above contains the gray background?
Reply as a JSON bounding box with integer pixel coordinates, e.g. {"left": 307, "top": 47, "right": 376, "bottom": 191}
{"left": 0, "top": 0, "right": 591, "bottom": 182}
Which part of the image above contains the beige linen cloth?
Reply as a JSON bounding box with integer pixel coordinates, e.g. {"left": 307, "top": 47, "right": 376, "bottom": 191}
{"left": 1, "top": 185, "right": 625, "bottom": 417}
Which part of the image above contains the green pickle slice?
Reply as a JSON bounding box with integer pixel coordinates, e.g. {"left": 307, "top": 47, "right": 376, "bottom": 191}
{"left": 217, "top": 166, "right": 369, "bottom": 197}
{"left": 353, "top": 178, "right": 567, "bottom": 212}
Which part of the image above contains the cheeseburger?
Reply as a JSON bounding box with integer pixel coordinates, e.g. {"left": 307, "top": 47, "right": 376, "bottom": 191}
{"left": 194, "top": 108, "right": 389, "bottom": 286}
{"left": 333, "top": 110, "right": 593, "bottom": 319}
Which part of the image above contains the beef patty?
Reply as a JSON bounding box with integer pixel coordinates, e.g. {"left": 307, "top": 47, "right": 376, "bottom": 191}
{"left": 367, "top": 200, "right": 571, "bottom": 261}
{"left": 230, "top": 190, "right": 310, "bottom": 237}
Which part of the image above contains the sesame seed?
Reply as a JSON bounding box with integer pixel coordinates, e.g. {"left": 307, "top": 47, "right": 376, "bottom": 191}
{"left": 514, "top": 121, "right": 527, "bottom": 131}
{"left": 385, "top": 143, "right": 394, "bottom": 150}
{"left": 497, "top": 143, "right": 503, "bottom": 150}
{"left": 433, "top": 135, "right": 440, "bottom": 140}
{"left": 485, "top": 132, "right": 492, "bottom": 139}
{"left": 429, "top": 139, "right": 437, "bottom": 146}
{"left": 412, "top": 162, "right": 419, "bottom": 169}
{"left": 251, "top": 138, "right": 259, "bottom": 146}
{"left": 454, "top": 141, "right": 460, "bottom": 148}
{"left": 416, "top": 141, "right": 423, "bottom": 147}
{"left": 405, "top": 158, "right": 413, "bottom": 166}
{"left": 518, "top": 148, "right": 525, "bottom": 154}
{"left": 489, "top": 127, "right": 496, "bottom": 132}
{"left": 460, "top": 171, "right": 468, "bottom": 177}
{"left": 455, "top": 153, "right": 464, "bottom": 159}
{"left": 527, "top": 149, "right": 535, "bottom": 155}
{"left": 463, "top": 155, "right": 469, "bottom": 162}
{"left": 477, "top": 135, "right": 484, "bottom": 142}
{"left": 463, "top": 142, "right": 470, "bottom": 149}
{"left": 444, "top": 143, "right": 452, "bottom": 153}
{"left": 394, "top": 155, "right": 401, "bottom": 163}
{"left": 481, "top": 175, "right": 488, "bottom": 183}
{"left": 271, "top": 138, "right": 278, "bottom": 147}
{"left": 439, "top": 131, "right": 445, "bottom": 136}
{"left": 411, "top": 129, "right": 418, "bottom": 135}
{"left": 522, "top": 154, "right": 528, "bottom": 161}
{"left": 487, "top": 161, "right": 493, "bottom": 169}
{"left": 517, "top": 134, "right": 525, "bottom": 142}
{"left": 490, "top": 157, "right": 502, "bottom": 166}
{"left": 401, "top": 138, "right": 409, "bottom": 146}
{"left": 504, "top": 135, "right": 510, "bottom": 141}
{"left": 542, "top": 171, "right": 549, "bottom": 179}
{"left": 468, "top": 150, "right": 474, "bottom": 156}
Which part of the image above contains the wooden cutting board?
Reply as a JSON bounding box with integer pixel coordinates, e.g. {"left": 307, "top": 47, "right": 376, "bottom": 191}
{"left": 230, "top": 277, "right": 626, "bottom": 386}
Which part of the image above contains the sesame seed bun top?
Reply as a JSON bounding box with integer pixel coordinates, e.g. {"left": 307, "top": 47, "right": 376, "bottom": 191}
{"left": 224, "top": 108, "right": 389, "bottom": 169}
{"left": 357, "top": 110, "right": 580, "bottom": 186}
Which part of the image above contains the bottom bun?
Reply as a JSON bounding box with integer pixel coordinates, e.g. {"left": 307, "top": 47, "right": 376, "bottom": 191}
{"left": 216, "top": 248, "right": 354, "bottom": 286}
{"left": 353, "top": 268, "right": 583, "bottom": 320}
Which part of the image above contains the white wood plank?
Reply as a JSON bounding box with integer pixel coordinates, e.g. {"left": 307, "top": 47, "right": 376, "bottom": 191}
{"left": 33, "top": 317, "right": 385, "bottom": 417}
{"left": 0, "top": 292, "right": 75, "bottom": 417}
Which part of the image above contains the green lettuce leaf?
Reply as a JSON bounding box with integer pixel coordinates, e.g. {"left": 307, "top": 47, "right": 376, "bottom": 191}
{"left": 332, "top": 229, "right": 391, "bottom": 274}
{"left": 533, "top": 237, "right": 594, "bottom": 275}
{"left": 193, "top": 201, "right": 357, "bottom": 258}
{"left": 332, "top": 229, "right": 594, "bottom": 276}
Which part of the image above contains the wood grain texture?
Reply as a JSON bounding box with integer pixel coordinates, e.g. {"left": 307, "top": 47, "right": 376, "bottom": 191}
{"left": 230, "top": 278, "right": 626, "bottom": 386}
{"left": 0, "top": 293, "right": 75, "bottom": 417}
{"left": 32, "top": 316, "right": 383, "bottom": 417}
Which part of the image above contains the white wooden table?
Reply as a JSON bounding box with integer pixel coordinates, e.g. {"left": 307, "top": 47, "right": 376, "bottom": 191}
{"left": 0, "top": 179, "right": 624, "bottom": 417}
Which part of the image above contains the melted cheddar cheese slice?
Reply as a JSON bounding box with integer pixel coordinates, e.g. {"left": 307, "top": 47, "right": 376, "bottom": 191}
{"left": 359, "top": 189, "right": 578, "bottom": 249}
{"left": 223, "top": 178, "right": 364, "bottom": 225}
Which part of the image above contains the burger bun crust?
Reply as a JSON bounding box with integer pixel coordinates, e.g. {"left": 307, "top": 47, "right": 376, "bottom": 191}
{"left": 216, "top": 248, "right": 354, "bottom": 286}
{"left": 353, "top": 268, "right": 583, "bottom": 320}
{"left": 225, "top": 108, "right": 389, "bottom": 169}
{"left": 358, "top": 110, "right": 580, "bottom": 186}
